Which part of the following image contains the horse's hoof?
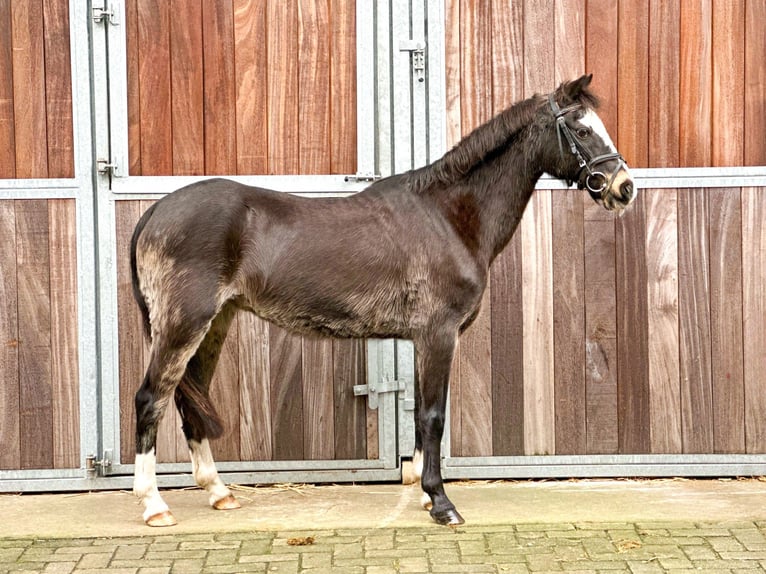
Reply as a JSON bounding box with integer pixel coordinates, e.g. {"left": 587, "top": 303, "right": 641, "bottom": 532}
{"left": 145, "top": 511, "right": 178, "bottom": 527}
{"left": 430, "top": 507, "right": 465, "bottom": 526}
{"left": 213, "top": 495, "right": 241, "bottom": 510}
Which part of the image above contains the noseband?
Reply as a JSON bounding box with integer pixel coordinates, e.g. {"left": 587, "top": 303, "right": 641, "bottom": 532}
{"left": 548, "top": 95, "right": 626, "bottom": 202}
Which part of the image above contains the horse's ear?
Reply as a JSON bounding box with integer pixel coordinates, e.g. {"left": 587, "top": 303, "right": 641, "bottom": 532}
{"left": 559, "top": 74, "right": 598, "bottom": 107}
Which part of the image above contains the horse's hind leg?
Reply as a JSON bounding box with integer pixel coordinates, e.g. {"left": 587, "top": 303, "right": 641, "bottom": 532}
{"left": 134, "top": 324, "right": 211, "bottom": 527}
{"left": 415, "top": 325, "right": 464, "bottom": 526}
{"left": 176, "top": 302, "right": 240, "bottom": 511}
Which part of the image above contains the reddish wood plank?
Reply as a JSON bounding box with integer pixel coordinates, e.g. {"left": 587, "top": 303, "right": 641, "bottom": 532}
{"left": 521, "top": 190, "right": 555, "bottom": 455}
{"left": 125, "top": 0, "right": 141, "bottom": 174}
{"left": 459, "top": 0, "right": 492, "bottom": 129}
{"left": 708, "top": 188, "right": 745, "bottom": 453}
{"left": 490, "top": 0, "right": 523, "bottom": 112}
{"left": 333, "top": 339, "right": 366, "bottom": 459}
{"left": 202, "top": 0, "right": 237, "bottom": 175}
{"left": 49, "top": 200, "right": 79, "bottom": 468}
{"left": 270, "top": 326, "right": 304, "bottom": 460}
{"left": 679, "top": 0, "right": 712, "bottom": 166}
{"left": 617, "top": 0, "right": 649, "bottom": 167}
{"left": 233, "top": 0, "right": 268, "bottom": 174}
{"left": 444, "top": 0, "right": 461, "bottom": 147}
{"left": 0, "top": 201, "right": 19, "bottom": 469}
{"left": 302, "top": 337, "right": 335, "bottom": 460}
{"left": 267, "top": 0, "right": 300, "bottom": 175}
{"left": 741, "top": 188, "right": 766, "bottom": 452}
{"left": 12, "top": 0, "right": 48, "bottom": 178}
{"left": 552, "top": 188, "right": 586, "bottom": 454}
{"left": 137, "top": 0, "right": 171, "bottom": 175}
{"left": 238, "top": 314, "right": 273, "bottom": 461}
{"left": 554, "top": 0, "right": 585, "bottom": 83}
{"left": 648, "top": 0, "right": 680, "bottom": 168}
{"left": 490, "top": 235, "right": 525, "bottom": 456}
{"left": 744, "top": 0, "right": 766, "bottom": 166}
{"left": 0, "top": 0, "right": 15, "bottom": 177}
{"left": 209, "top": 315, "right": 241, "bottom": 462}
{"left": 645, "top": 189, "right": 681, "bottom": 453}
{"left": 523, "top": 0, "right": 555, "bottom": 96}
{"left": 677, "top": 188, "right": 713, "bottom": 453}
{"left": 116, "top": 201, "right": 144, "bottom": 464}
{"left": 583, "top": 201, "right": 618, "bottom": 454}
{"left": 170, "top": 0, "right": 204, "bottom": 175}
{"left": 585, "top": 0, "right": 618, "bottom": 135}
{"left": 711, "top": 0, "right": 744, "bottom": 167}
{"left": 329, "top": 0, "right": 355, "bottom": 174}
{"left": 616, "top": 194, "right": 650, "bottom": 454}
{"left": 16, "top": 200, "right": 53, "bottom": 468}
{"left": 42, "top": 0, "right": 73, "bottom": 178}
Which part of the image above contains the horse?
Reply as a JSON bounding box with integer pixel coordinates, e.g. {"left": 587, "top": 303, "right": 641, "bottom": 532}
{"left": 130, "top": 74, "right": 635, "bottom": 527}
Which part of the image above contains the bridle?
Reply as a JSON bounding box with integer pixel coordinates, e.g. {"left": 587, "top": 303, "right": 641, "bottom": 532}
{"left": 548, "top": 95, "right": 627, "bottom": 202}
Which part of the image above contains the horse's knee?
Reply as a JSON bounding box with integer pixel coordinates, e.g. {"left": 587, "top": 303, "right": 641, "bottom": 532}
{"left": 419, "top": 408, "right": 445, "bottom": 439}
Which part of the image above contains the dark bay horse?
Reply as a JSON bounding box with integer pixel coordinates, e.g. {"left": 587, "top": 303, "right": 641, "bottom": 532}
{"left": 130, "top": 74, "right": 635, "bottom": 527}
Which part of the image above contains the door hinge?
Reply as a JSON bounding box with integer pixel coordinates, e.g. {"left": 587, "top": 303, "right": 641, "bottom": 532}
{"left": 92, "top": 3, "right": 119, "bottom": 26}
{"left": 85, "top": 450, "right": 113, "bottom": 478}
{"left": 354, "top": 378, "right": 404, "bottom": 410}
{"left": 399, "top": 40, "right": 426, "bottom": 83}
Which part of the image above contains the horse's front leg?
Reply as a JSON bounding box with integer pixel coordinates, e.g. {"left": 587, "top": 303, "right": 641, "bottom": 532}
{"left": 414, "top": 326, "right": 464, "bottom": 526}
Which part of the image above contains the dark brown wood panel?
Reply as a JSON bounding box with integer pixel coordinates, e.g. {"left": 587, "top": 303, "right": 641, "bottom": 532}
{"left": 209, "top": 316, "right": 241, "bottom": 462}
{"left": 238, "top": 313, "right": 273, "bottom": 461}
{"left": 0, "top": 201, "right": 19, "bottom": 469}
{"left": 0, "top": 0, "right": 14, "bottom": 178}
{"left": 269, "top": 326, "right": 305, "bottom": 461}
{"left": 333, "top": 340, "right": 366, "bottom": 459}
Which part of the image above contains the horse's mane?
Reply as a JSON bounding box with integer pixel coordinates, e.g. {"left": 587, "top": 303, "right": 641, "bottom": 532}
{"left": 409, "top": 81, "right": 600, "bottom": 194}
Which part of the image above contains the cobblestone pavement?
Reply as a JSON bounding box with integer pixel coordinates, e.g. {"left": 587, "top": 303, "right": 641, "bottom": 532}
{"left": 3, "top": 521, "right": 766, "bottom": 573}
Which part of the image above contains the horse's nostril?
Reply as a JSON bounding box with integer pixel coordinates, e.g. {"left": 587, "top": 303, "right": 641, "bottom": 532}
{"left": 620, "top": 181, "right": 634, "bottom": 201}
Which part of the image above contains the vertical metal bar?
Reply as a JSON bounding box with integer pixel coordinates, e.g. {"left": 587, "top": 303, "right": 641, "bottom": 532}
{"left": 367, "top": 339, "right": 399, "bottom": 469}
{"left": 396, "top": 340, "right": 416, "bottom": 457}
{"left": 410, "top": 0, "right": 428, "bottom": 169}
{"left": 375, "top": 0, "right": 393, "bottom": 177}
{"left": 391, "top": 0, "right": 413, "bottom": 173}
{"left": 426, "top": 0, "right": 447, "bottom": 162}
{"left": 105, "top": 0, "right": 129, "bottom": 176}
{"left": 356, "top": 0, "right": 376, "bottom": 178}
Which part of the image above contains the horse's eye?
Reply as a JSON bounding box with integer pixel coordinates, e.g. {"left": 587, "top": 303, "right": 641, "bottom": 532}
{"left": 576, "top": 127, "right": 591, "bottom": 139}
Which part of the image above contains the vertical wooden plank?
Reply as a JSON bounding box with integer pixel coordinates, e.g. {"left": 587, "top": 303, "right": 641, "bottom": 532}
{"left": 552, "top": 189, "right": 586, "bottom": 454}
{"left": 645, "top": 189, "right": 681, "bottom": 453}
{"left": 616, "top": 194, "right": 650, "bottom": 454}
{"left": 12, "top": 0, "right": 48, "bottom": 178}
{"left": 302, "top": 337, "right": 335, "bottom": 460}
{"left": 679, "top": 0, "right": 712, "bottom": 166}
{"left": 42, "top": 0, "right": 73, "bottom": 178}
{"left": 270, "top": 326, "right": 304, "bottom": 460}
{"left": 455, "top": 0, "right": 493, "bottom": 457}
{"left": 742, "top": 187, "right": 766, "bottom": 452}
{"left": 678, "top": 188, "right": 713, "bottom": 453}
{"left": 0, "top": 201, "right": 19, "bottom": 469}
{"left": 116, "top": 201, "right": 142, "bottom": 465}
{"left": 708, "top": 188, "right": 745, "bottom": 452}
{"left": 16, "top": 200, "right": 52, "bottom": 468}
{"left": 617, "top": 0, "right": 649, "bottom": 167}
{"left": 523, "top": 0, "right": 555, "bottom": 96}
{"left": 585, "top": 0, "right": 618, "bottom": 135}
{"left": 209, "top": 316, "right": 241, "bottom": 462}
{"left": 333, "top": 340, "right": 366, "bottom": 459}
{"left": 170, "top": 0, "right": 204, "bottom": 175}
{"left": 648, "top": 0, "right": 680, "bottom": 168}
{"left": 203, "top": 0, "right": 237, "bottom": 175}
{"left": 488, "top": 0, "right": 524, "bottom": 457}
{"left": 329, "top": 0, "right": 356, "bottom": 173}
{"left": 137, "top": 0, "right": 171, "bottom": 175}
{"left": 711, "top": 0, "right": 744, "bottom": 167}
{"left": 234, "top": 0, "right": 268, "bottom": 174}
{"left": 239, "top": 314, "right": 273, "bottom": 460}
{"left": 125, "top": 0, "right": 141, "bottom": 174}
{"left": 552, "top": 0, "right": 585, "bottom": 455}
{"left": 744, "top": 0, "right": 766, "bottom": 166}
{"left": 0, "top": 0, "right": 15, "bottom": 177}
{"left": 521, "top": 190, "right": 555, "bottom": 455}
{"left": 583, "top": 202, "right": 618, "bottom": 454}
{"left": 49, "top": 200, "right": 79, "bottom": 468}
{"left": 267, "top": 0, "right": 300, "bottom": 174}
{"left": 444, "top": 0, "right": 461, "bottom": 149}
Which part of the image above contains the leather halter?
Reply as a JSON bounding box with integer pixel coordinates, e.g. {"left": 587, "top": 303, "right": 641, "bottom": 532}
{"left": 548, "top": 95, "right": 626, "bottom": 203}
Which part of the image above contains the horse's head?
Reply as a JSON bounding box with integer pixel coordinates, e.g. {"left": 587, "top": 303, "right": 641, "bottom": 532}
{"left": 544, "top": 74, "right": 636, "bottom": 213}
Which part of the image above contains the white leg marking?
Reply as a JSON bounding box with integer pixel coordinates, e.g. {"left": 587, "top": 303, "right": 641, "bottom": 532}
{"left": 134, "top": 450, "right": 170, "bottom": 521}
{"left": 412, "top": 449, "right": 431, "bottom": 510}
{"left": 190, "top": 439, "right": 234, "bottom": 507}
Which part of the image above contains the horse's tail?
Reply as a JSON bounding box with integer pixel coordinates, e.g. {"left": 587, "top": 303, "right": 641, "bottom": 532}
{"left": 130, "top": 201, "right": 224, "bottom": 440}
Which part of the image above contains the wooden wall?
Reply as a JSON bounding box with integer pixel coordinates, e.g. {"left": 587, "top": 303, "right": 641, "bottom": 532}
{"left": 0, "top": 200, "right": 80, "bottom": 469}
{"left": 446, "top": 0, "right": 766, "bottom": 457}
{"left": 0, "top": 0, "right": 74, "bottom": 179}
{"left": 117, "top": 1, "right": 373, "bottom": 465}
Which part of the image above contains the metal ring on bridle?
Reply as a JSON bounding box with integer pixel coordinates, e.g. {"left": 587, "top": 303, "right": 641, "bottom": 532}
{"left": 585, "top": 172, "right": 607, "bottom": 194}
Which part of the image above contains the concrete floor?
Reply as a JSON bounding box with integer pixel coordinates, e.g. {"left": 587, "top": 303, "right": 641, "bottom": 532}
{"left": 3, "top": 478, "right": 766, "bottom": 538}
